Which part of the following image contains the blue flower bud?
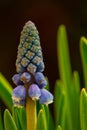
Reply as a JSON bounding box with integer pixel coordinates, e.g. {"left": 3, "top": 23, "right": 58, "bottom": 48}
{"left": 37, "top": 61, "right": 45, "bottom": 72}
{"left": 39, "top": 89, "right": 53, "bottom": 105}
{"left": 16, "top": 21, "right": 44, "bottom": 74}
{"left": 12, "top": 85, "right": 26, "bottom": 106}
{"left": 28, "top": 84, "right": 41, "bottom": 100}
{"left": 12, "top": 74, "right": 23, "bottom": 85}
{"left": 35, "top": 72, "right": 47, "bottom": 88}
{"left": 20, "top": 72, "right": 31, "bottom": 83}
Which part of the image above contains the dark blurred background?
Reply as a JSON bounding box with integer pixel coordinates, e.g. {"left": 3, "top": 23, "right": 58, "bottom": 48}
{"left": 0, "top": 0, "right": 87, "bottom": 109}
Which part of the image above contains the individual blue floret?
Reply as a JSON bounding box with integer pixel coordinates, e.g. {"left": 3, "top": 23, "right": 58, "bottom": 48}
{"left": 28, "top": 84, "right": 41, "bottom": 100}
{"left": 39, "top": 89, "right": 53, "bottom": 105}
{"left": 12, "top": 74, "right": 23, "bottom": 85}
{"left": 20, "top": 72, "right": 31, "bottom": 83}
{"left": 37, "top": 61, "right": 45, "bottom": 72}
{"left": 12, "top": 85, "right": 26, "bottom": 106}
{"left": 35, "top": 72, "right": 47, "bottom": 88}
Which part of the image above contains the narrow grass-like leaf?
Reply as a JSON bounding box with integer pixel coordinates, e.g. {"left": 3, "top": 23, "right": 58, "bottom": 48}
{"left": 12, "top": 106, "right": 27, "bottom": 130}
{"left": 19, "top": 107, "right": 27, "bottom": 130}
{"left": 54, "top": 80, "right": 71, "bottom": 130}
{"left": 48, "top": 110, "right": 55, "bottom": 130}
{"left": 80, "top": 37, "right": 87, "bottom": 90}
{"left": 42, "top": 105, "right": 49, "bottom": 127}
{"left": 12, "top": 107, "right": 21, "bottom": 130}
{"left": 57, "top": 25, "right": 74, "bottom": 130}
{"left": 54, "top": 80, "right": 65, "bottom": 126}
{"left": 43, "top": 105, "right": 55, "bottom": 130}
{"left": 36, "top": 100, "right": 42, "bottom": 115}
{"left": 0, "top": 109, "right": 3, "bottom": 130}
{"left": 56, "top": 125, "right": 62, "bottom": 130}
{"left": 4, "top": 109, "right": 17, "bottom": 130}
{"left": 73, "top": 71, "right": 80, "bottom": 95}
{"left": 80, "top": 88, "right": 87, "bottom": 130}
{"left": 36, "top": 109, "right": 47, "bottom": 130}
{"left": 57, "top": 25, "right": 72, "bottom": 89}
{"left": 70, "top": 71, "right": 80, "bottom": 130}
{"left": 0, "top": 73, "right": 13, "bottom": 110}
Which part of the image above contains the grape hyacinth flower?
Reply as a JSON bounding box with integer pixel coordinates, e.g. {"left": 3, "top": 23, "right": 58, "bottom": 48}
{"left": 20, "top": 72, "right": 31, "bottom": 83}
{"left": 28, "top": 84, "right": 41, "bottom": 100}
{"left": 12, "top": 20, "right": 53, "bottom": 130}
{"left": 40, "top": 89, "right": 53, "bottom": 105}
{"left": 12, "top": 74, "right": 23, "bottom": 85}
{"left": 35, "top": 72, "right": 47, "bottom": 89}
{"left": 12, "top": 85, "right": 26, "bottom": 106}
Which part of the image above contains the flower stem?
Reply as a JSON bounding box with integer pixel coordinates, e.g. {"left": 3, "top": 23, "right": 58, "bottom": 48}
{"left": 25, "top": 80, "right": 37, "bottom": 130}
{"left": 26, "top": 96, "right": 36, "bottom": 130}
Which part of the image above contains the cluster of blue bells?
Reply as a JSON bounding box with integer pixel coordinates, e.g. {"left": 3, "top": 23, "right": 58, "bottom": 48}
{"left": 12, "top": 21, "right": 53, "bottom": 106}
{"left": 12, "top": 72, "right": 53, "bottom": 106}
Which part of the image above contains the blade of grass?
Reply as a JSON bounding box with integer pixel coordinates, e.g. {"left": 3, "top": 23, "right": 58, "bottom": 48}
{"left": 36, "top": 109, "right": 47, "bottom": 130}
{"left": 57, "top": 25, "right": 72, "bottom": 89}
{"left": 4, "top": 109, "right": 17, "bottom": 130}
{"left": 19, "top": 107, "right": 27, "bottom": 130}
{"left": 80, "top": 88, "right": 87, "bottom": 130}
{"left": 12, "top": 106, "right": 27, "bottom": 130}
{"left": 0, "top": 109, "right": 3, "bottom": 130}
{"left": 12, "top": 107, "right": 22, "bottom": 130}
{"left": 54, "top": 80, "right": 71, "bottom": 130}
{"left": 0, "top": 73, "right": 13, "bottom": 111}
{"left": 80, "top": 37, "right": 87, "bottom": 90}
{"left": 70, "top": 71, "right": 80, "bottom": 130}
{"left": 56, "top": 125, "right": 62, "bottom": 130}
{"left": 54, "top": 80, "right": 65, "bottom": 126}
{"left": 57, "top": 25, "right": 73, "bottom": 130}
{"left": 73, "top": 71, "right": 80, "bottom": 95}
{"left": 43, "top": 105, "right": 55, "bottom": 130}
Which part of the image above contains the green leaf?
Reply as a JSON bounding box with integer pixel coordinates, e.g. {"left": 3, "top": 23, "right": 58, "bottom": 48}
{"left": 36, "top": 109, "right": 47, "bottom": 130}
{"left": 73, "top": 71, "right": 80, "bottom": 95}
{"left": 43, "top": 105, "right": 55, "bottom": 130}
{"left": 36, "top": 100, "right": 42, "bottom": 115}
{"left": 57, "top": 25, "right": 72, "bottom": 89}
{"left": 80, "top": 37, "right": 87, "bottom": 90}
{"left": 0, "top": 109, "right": 3, "bottom": 130}
{"left": 42, "top": 105, "right": 49, "bottom": 127}
{"left": 80, "top": 88, "right": 87, "bottom": 130}
{"left": 4, "top": 109, "right": 17, "bottom": 130}
{"left": 54, "top": 80, "right": 65, "bottom": 127}
{"left": 57, "top": 25, "right": 75, "bottom": 130}
{"left": 12, "top": 107, "right": 21, "bottom": 130}
{"left": 12, "top": 106, "right": 27, "bottom": 130}
{"left": 71, "top": 71, "right": 80, "bottom": 130}
{"left": 56, "top": 125, "right": 62, "bottom": 130}
{"left": 0, "top": 73, "right": 13, "bottom": 111}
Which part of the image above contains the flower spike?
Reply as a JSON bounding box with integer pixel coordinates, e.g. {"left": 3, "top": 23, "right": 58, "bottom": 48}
{"left": 16, "top": 21, "right": 44, "bottom": 74}
{"left": 12, "top": 20, "right": 54, "bottom": 130}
